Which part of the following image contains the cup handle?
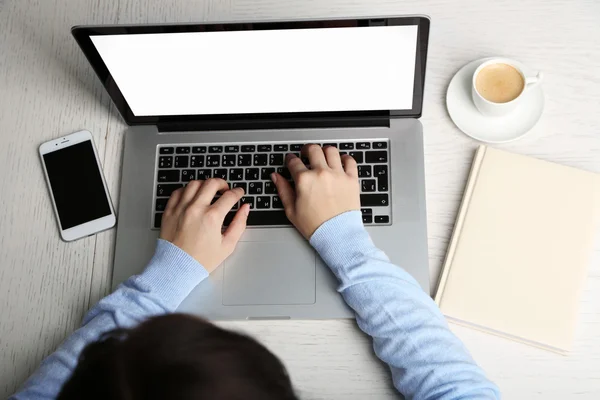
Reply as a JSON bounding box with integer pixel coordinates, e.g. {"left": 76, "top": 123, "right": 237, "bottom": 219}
{"left": 525, "top": 71, "right": 544, "bottom": 89}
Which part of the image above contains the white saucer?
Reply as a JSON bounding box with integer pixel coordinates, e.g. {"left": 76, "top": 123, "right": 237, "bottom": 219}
{"left": 446, "top": 58, "right": 545, "bottom": 143}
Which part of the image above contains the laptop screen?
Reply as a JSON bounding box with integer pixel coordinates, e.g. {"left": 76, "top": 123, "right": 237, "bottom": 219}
{"left": 89, "top": 26, "right": 418, "bottom": 117}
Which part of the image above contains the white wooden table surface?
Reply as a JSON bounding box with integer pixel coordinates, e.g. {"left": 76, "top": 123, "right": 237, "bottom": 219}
{"left": 1, "top": 0, "right": 600, "bottom": 398}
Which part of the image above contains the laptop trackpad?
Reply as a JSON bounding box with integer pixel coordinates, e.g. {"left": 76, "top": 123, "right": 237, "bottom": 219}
{"left": 222, "top": 241, "right": 316, "bottom": 306}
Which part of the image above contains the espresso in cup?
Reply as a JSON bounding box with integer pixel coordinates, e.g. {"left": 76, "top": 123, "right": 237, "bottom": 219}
{"left": 471, "top": 58, "right": 543, "bottom": 117}
{"left": 475, "top": 63, "right": 524, "bottom": 103}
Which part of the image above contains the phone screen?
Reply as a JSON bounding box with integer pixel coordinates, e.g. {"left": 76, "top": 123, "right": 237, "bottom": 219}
{"left": 43, "top": 140, "right": 111, "bottom": 230}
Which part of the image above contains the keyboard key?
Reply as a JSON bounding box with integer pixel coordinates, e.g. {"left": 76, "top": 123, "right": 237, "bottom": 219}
{"left": 222, "top": 155, "right": 236, "bottom": 167}
{"left": 256, "top": 196, "right": 271, "bottom": 209}
{"left": 245, "top": 168, "right": 259, "bottom": 180}
{"left": 157, "top": 170, "right": 180, "bottom": 182}
{"left": 340, "top": 152, "right": 348, "bottom": 156}
{"left": 232, "top": 182, "right": 247, "bottom": 192}
{"left": 375, "top": 215, "right": 390, "bottom": 223}
{"left": 356, "top": 142, "right": 370, "bottom": 149}
{"left": 229, "top": 168, "right": 244, "bottom": 181}
{"left": 241, "top": 145, "right": 256, "bottom": 152}
{"left": 374, "top": 165, "right": 388, "bottom": 191}
{"left": 340, "top": 143, "right": 354, "bottom": 150}
{"left": 154, "top": 213, "right": 163, "bottom": 228}
{"left": 181, "top": 169, "right": 196, "bottom": 182}
{"left": 225, "top": 145, "right": 239, "bottom": 153}
{"left": 174, "top": 156, "right": 189, "bottom": 168}
{"left": 264, "top": 181, "right": 277, "bottom": 194}
{"left": 176, "top": 147, "right": 191, "bottom": 154}
{"left": 209, "top": 146, "right": 223, "bottom": 153}
{"left": 258, "top": 145, "right": 272, "bottom": 152}
{"left": 254, "top": 154, "right": 268, "bottom": 166}
{"left": 349, "top": 151, "right": 363, "bottom": 163}
{"left": 272, "top": 196, "right": 283, "bottom": 209}
{"left": 240, "top": 196, "right": 255, "bottom": 209}
{"left": 155, "top": 198, "right": 168, "bottom": 212}
{"left": 190, "top": 155, "right": 204, "bottom": 168}
{"left": 290, "top": 144, "right": 303, "bottom": 151}
{"left": 360, "top": 194, "right": 389, "bottom": 207}
{"left": 373, "top": 141, "right": 387, "bottom": 149}
{"left": 214, "top": 169, "right": 227, "bottom": 180}
{"left": 366, "top": 151, "right": 388, "bottom": 163}
{"left": 261, "top": 167, "right": 275, "bottom": 180}
{"left": 158, "top": 156, "right": 173, "bottom": 168}
{"left": 361, "top": 208, "right": 373, "bottom": 215}
{"left": 197, "top": 169, "right": 212, "bottom": 180}
{"left": 192, "top": 146, "right": 207, "bottom": 154}
{"left": 361, "top": 179, "right": 376, "bottom": 192}
{"left": 269, "top": 153, "right": 284, "bottom": 166}
{"left": 238, "top": 154, "right": 252, "bottom": 166}
{"left": 277, "top": 167, "right": 291, "bottom": 180}
{"left": 362, "top": 214, "right": 373, "bottom": 224}
{"left": 159, "top": 147, "right": 174, "bottom": 154}
{"left": 358, "top": 165, "right": 372, "bottom": 178}
{"left": 249, "top": 182, "right": 263, "bottom": 195}
{"left": 156, "top": 184, "right": 183, "bottom": 197}
{"left": 206, "top": 155, "right": 220, "bottom": 167}
{"left": 223, "top": 210, "right": 290, "bottom": 226}
{"left": 274, "top": 144, "right": 288, "bottom": 151}
{"left": 323, "top": 143, "right": 338, "bottom": 148}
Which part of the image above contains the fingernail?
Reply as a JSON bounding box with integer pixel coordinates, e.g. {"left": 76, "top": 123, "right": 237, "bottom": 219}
{"left": 271, "top": 173, "right": 277, "bottom": 183}
{"left": 286, "top": 153, "right": 294, "bottom": 159}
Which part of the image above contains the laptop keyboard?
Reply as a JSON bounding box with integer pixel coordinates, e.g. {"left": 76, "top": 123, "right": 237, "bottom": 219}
{"left": 153, "top": 140, "right": 391, "bottom": 229}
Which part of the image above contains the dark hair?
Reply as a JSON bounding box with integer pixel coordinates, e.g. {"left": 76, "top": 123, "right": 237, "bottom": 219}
{"left": 57, "top": 314, "right": 298, "bottom": 400}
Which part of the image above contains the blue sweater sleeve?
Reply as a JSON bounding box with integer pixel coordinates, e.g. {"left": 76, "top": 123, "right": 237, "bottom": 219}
{"left": 310, "top": 211, "right": 501, "bottom": 400}
{"left": 10, "top": 239, "right": 208, "bottom": 400}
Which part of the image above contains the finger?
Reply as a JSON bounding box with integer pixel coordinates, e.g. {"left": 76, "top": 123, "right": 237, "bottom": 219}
{"left": 323, "top": 145, "right": 343, "bottom": 170}
{"left": 178, "top": 180, "right": 203, "bottom": 209}
{"left": 271, "top": 173, "right": 296, "bottom": 215}
{"left": 212, "top": 187, "right": 245, "bottom": 216}
{"left": 164, "top": 187, "right": 184, "bottom": 214}
{"left": 341, "top": 154, "right": 358, "bottom": 178}
{"left": 192, "top": 178, "right": 230, "bottom": 206}
{"left": 286, "top": 153, "right": 308, "bottom": 181}
{"left": 222, "top": 203, "right": 250, "bottom": 248}
{"left": 302, "top": 144, "right": 328, "bottom": 169}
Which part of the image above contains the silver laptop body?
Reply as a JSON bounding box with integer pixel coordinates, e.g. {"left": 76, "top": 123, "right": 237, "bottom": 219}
{"left": 73, "top": 16, "right": 431, "bottom": 320}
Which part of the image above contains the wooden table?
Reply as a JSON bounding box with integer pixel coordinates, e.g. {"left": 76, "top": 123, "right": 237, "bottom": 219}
{"left": 1, "top": 0, "right": 599, "bottom": 398}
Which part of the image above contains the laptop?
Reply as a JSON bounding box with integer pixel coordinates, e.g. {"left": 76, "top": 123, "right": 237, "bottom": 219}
{"left": 72, "top": 16, "right": 431, "bottom": 320}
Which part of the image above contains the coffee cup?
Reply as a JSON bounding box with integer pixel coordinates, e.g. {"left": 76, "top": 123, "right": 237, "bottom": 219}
{"left": 472, "top": 58, "right": 543, "bottom": 117}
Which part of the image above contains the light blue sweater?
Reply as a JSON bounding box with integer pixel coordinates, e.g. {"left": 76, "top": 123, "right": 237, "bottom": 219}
{"left": 11, "top": 211, "right": 500, "bottom": 399}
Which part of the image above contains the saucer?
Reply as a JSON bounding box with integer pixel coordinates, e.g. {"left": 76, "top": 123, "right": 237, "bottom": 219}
{"left": 446, "top": 58, "right": 545, "bottom": 143}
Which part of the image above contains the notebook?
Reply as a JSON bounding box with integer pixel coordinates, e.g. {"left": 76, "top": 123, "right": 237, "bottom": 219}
{"left": 435, "top": 145, "right": 600, "bottom": 355}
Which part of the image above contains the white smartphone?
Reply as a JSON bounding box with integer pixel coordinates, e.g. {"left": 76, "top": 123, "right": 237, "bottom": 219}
{"left": 39, "top": 130, "right": 116, "bottom": 241}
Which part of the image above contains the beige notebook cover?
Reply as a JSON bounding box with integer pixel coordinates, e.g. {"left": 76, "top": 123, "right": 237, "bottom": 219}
{"left": 435, "top": 145, "right": 600, "bottom": 355}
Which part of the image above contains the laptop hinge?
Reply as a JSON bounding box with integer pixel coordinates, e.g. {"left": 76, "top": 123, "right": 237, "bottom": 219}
{"left": 156, "top": 116, "right": 390, "bottom": 132}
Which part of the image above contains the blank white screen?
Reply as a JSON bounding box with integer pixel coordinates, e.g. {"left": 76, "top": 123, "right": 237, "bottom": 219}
{"left": 91, "top": 26, "right": 418, "bottom": 116}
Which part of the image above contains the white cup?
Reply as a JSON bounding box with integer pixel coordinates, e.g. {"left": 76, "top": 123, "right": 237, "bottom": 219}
{"left": 471, "top": 58, "right": 543, "bottom": 117}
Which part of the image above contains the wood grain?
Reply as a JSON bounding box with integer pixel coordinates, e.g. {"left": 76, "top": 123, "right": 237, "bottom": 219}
{"left": 1, "top": 0, "right": 600, "bottom": 398}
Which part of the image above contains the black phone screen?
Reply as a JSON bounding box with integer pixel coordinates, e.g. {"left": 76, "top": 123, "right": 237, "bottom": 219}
{"left": 43, "top": 140, "right": 112, "bottom": 230}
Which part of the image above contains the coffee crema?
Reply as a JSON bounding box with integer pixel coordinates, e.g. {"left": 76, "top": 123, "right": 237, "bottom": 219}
{"left": 475, "top": 63, "right": 524, "bottom": 103}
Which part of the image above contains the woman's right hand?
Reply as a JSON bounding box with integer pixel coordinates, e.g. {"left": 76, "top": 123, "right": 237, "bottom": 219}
{"left": 271, "top": 144, "right": 361, "bottom": 239}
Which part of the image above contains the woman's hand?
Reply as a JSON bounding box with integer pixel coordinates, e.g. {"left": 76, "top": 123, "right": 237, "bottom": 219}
{"left": 271, "top": 144, "right": 361, "bottom": 239}
{"left": 159, "top": 178, "right": 250, "bottom": 272}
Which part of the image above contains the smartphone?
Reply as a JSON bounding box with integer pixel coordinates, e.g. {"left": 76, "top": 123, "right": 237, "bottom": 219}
{"left": 39, "top": 130, "right": 116, "bottom": 241}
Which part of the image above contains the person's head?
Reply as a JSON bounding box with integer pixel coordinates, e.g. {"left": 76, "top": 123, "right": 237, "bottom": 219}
{"left": 57, "top": 313, "right": 298, "bottom": 400}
